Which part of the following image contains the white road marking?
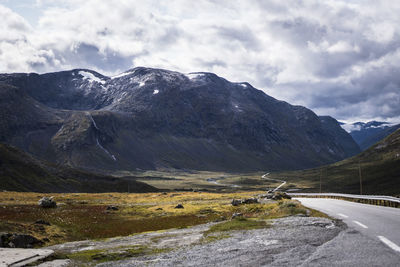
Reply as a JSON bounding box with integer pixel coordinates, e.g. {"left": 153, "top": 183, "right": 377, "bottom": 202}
{"left": 337, "top": 213, "right": 349, "bottom": 218}
{"left": 353, "top": 220, "right": 368, "bottom": 229}
{"left": 378, "top": 236, "right": 400, "bottom": 252}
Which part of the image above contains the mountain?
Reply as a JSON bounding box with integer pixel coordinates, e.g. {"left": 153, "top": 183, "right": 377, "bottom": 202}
{"left": 319, "top": 116, "right": 361, "bottom": 157}
{"left": 0, "top": 67, "right": 360, "bottom": 172}
{"left": 272, "top": 129, "right": 400, "bottom": 196}
{"left": 342, "top": 121, "right": 400, "bottom": 150}
{"left": 0, "top": 143, "right": 156, "bottom": 193}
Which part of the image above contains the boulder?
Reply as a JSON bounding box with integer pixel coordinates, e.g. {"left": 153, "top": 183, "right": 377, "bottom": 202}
{"left": 242, "top": 198, "right": 258, "bottom": 204}
{"left": 259, "top": 193, "right": 274, "bottom": 199}
{"left": 174, "top": 204, "right": 184, "bottom": 209}
{"left": 106, "top": 205, "right": 119, "bottom": 211}
{"left": 272, "top": 192, "right": 291, "bottom": 200}
{"left": 231, "top": 199, "right": 242, "bottom": 206}
{"left": 38, "top": 197, "right": 56, "bottom": 208}
{"left": 0, "top": 233, "right": 43, "bottom": 248}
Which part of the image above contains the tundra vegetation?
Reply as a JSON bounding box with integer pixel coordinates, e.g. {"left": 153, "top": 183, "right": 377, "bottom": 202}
{"left": 0, "top": 191, "right": 324, "bottom": 247}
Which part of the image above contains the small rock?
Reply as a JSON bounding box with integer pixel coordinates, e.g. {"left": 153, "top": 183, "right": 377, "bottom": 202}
{"left": 242, "top": 198, "right": 258, "bottom": 204}
{"left": 259, "top": 193, "right": 274, "bottom": 199}
{"left": 231, "top": 213, "right": 243, "bottom": 219}
{"left": 38, "top": 197, "right": 57, "bottom": 208}
{"left": 106, "top": 205, "right": 119, "bottom": 211}
{"left": 174, "top": 204, "right": 184, "bottom": 209}
{"left": 35, "top": 220, "right": 51, "bottom": 226}
{"left": 0, "top": 232, "right": 11, "bottom": 247}
{"left": 155, "top": 207, "right": 163, "bottom": 211}
{"left": 272, "top": 192, "right": 291, "bottom": 200}
{"left": 231, "top": 199, "right": 242, "bottom": 206}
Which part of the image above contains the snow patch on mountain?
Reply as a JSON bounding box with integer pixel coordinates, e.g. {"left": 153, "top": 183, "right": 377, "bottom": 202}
{"left": 78, "top": 71, "right": 106, "bottom": 84}
{"left": 153, "top": 89, "right": 159, "bottom": 95}
{"left": 186, "top": 73, "right": 205, "bottom": 80}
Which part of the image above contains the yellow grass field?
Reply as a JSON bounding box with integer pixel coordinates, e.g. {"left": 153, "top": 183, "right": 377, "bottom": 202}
{"left": 0, "top": 191, "right": 323, "bottom": 247}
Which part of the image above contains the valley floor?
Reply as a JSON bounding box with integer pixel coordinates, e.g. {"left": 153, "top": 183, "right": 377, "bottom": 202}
{"left": 1, "top": 191, "right": 399, "bottom": 266}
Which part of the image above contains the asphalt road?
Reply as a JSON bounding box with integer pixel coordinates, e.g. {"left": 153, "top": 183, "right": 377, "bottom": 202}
{"left": 297, "top": 198, "right": 400, "bottom": 254}
{"left": 261, "top": 173, "right": 286, "bottom": 191}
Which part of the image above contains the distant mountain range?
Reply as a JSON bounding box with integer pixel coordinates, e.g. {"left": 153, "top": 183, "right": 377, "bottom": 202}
{"left": 341, "top": 121, "right": 400, "bottom": 150}
{"left": 0, "top": 67, "right": 360, "bottom": 173}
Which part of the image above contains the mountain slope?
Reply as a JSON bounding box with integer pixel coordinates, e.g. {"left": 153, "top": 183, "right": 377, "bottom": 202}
{"left": 0, "top": 67, "right": 360, "bottom": 172}
{"left": 0, "top": 143, "right": 156, "bottom": 193}
{"left": 272, "top": 129, "right": 400, "bottom": 195}
{"left": 319, "top": 116, "right": 360, "bottom": 157}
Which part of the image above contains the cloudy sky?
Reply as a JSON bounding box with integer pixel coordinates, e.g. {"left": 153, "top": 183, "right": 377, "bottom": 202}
{"left": 1, "top": 0, "right": 400, "bottom": 123}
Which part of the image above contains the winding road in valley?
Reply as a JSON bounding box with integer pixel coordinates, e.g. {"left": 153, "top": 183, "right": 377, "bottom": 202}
{"left": 261, "top": 173, "right": 286, "bottom": 191}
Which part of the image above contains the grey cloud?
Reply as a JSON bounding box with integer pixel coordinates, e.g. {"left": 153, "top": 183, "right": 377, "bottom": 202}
{"left": 213, "top": 25, "right": 261, "bottom": 51}
{"left": 62, "top": 42, "right": 135, "bottom": 72}
{"left": 1, "top": 0, "right": 400, "bottom": 123}
{"left": 269, "top": 17, "right": 328, "bottom": 47}
{"left": 156, "top": 26, "right": 182, "bottom": 47}
{"left": 195, "top": 58, "right": 227, "bottom": 69}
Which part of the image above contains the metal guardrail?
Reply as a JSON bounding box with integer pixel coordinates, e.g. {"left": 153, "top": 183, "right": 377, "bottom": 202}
{"left": 289, "top": 193, "right": 400, "bottom": 207}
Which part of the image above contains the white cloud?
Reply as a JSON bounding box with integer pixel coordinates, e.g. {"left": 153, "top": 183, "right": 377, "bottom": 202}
{"left": 0, "top": 0, "right": 400, "bottom": 123}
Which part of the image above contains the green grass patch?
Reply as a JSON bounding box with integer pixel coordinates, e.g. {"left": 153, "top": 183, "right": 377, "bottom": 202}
{"left": 201, "top": 233, "right": 232, "bottom": 243}
{"left": 205, "top": 217, "right": 268, "bottom": 235}
{"left": 67, "top": 245, "right": 172, "bottom": 264}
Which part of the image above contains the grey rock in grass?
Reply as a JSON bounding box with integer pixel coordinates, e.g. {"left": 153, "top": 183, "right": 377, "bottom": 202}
{"left": 38, "top": 197, "right": 57, "bottom": 208}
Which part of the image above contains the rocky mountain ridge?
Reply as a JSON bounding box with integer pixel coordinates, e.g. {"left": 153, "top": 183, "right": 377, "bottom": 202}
{"left": 0, "top": 67, "right": 360, "bottom": 172}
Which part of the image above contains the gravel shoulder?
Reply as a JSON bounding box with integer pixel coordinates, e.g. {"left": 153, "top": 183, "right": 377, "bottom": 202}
{"left": 47, "top": 213, "right": 400, "bottom": 266}
{"left": 48, "top": 216, "right": 344, "bottom": 266}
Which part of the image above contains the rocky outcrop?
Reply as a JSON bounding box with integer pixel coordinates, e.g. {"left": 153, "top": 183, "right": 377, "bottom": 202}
{"left": 259, "top": 192, "right": 291, "bottom": 200}
{"left": 231, "top": 198, "right": 259, "bottom": 206}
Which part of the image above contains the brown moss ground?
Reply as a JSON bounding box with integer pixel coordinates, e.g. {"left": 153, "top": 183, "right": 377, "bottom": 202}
{"left": 0, "top": 191, "right": 317, "bottom": 247}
